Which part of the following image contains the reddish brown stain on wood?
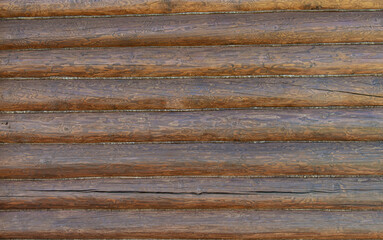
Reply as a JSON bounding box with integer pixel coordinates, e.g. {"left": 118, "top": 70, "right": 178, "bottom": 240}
{"left": 1, "top": 76, "right": 383, "bottom": 111}
{"left": 1, "top": 0, "right": 383, "bottom": 17}
{"left": 1, "top": 177, "right": 383, "bottom": 210}
{"left": 1, "top": 142, "right": 383, "bottom": 178}
{"left": 1, "top": 45, "right": 382, "bottom": 78}
{"left": 2, "top": 12, "right": 382, "bottom": 49}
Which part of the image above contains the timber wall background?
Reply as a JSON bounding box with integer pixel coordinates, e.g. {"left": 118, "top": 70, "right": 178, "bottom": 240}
{"left": 1, "top": 0, "right": 383, "bottom": 239}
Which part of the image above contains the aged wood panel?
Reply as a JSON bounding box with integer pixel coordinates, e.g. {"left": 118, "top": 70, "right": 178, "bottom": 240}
{"left": 1, "top": 45, "right": 382, "bottom": 78}
{"left": 2, "top": 12, "right": 382, "bottom": 50}
{"left": 2, "top": 76, "right": 383, "bottom": 111}
{"left": 1, "top": 210, "right": 383, "bottom": 239}
{"left": 1, "top": 108, "right": 383, "bottom": 143}
{"left": 1, "top": 0, "right": 383, "bottom": 17}
{"left": 1, "top": 142, "right": 383, "bottom": 178}
{"left": 2, "top": 177, "right": 383, "bottom": 210}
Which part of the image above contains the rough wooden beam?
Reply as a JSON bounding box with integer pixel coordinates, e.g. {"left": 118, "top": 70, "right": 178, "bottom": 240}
{"left": 2, "top": 76, "right": 383, "bottom": 111}
{"left": 1, "top": 142, "right": 383, "bottom": 178}
{"left": 1, "top": 210, "right": 383, "bottom": 239}
{"left": 1, "top": 0, "right": 382, "bottom": 17}
{"left": 2, "top": 177, "right": 383, "bottom": 210}
{"left": 1, "top": 108, "right": 383, "bottom": 143}
{"left": 2, "top": 12, "right": 382, "bottom": 49}
{"left": 1, "top": 45, "right": 382, "bottom": 78}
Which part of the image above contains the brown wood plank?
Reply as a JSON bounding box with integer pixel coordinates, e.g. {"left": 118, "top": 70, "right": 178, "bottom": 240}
{"left": 2, "top": 12, "right": 382, "bottom": 50}
{"left": 1, "top": 108, "right": 383, "bottom": 143}
{"left": 1, "top": 142, "right": 383, "bottom": 178}
{"left": 1, "top": 0, "right": 382, "bottom": 17}
{"left": 2, "top": 76, "right": 383, "bottom": 111}
{"left": 1, "top": 177, "right": 383, "bottom": 210}
{"left": 1, "top": 45, "right": 382, "bottom": 78}
{"left": 0, "top": 142, "right": 383, "bottom": 178}
{"left": 1, "top": 209, "right": 383, "bottom": 239}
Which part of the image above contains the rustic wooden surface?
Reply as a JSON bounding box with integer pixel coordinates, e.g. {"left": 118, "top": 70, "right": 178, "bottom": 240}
{"left": 2, "top": 108, "right": 383, "bottom": 143}
{"left": 1, "top": 0, "right": 382, "bottom": 17}
{"left": 2, "top": 12, "right": 382, "bottom": 50}
{"left": 2, "top": 177, "right": 383, "bottom": 210}
{"left": 1, "top": 210, "right": 383, "bottom": 239}
{"left": 2, "top": 0, "right": 383, "bottom": 238}
{"left": 2, "top": 76, "right": 383, "bottom": 111}
{"left": 1, "top": 45, "right": 382, "bottom": 78}
{"left": 1, "top": 142, "right": 383, "bottom": 178}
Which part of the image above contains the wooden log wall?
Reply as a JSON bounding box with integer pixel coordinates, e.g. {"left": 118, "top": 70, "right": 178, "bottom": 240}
{"left": 0, "top": 1, "right": 383, "bottom": 239}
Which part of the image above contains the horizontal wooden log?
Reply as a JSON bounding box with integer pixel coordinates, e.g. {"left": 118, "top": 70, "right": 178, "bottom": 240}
{"left": 1, "top": 108, "right": 383, "bottom": 143}
{"left": 1, "top": 0, "right": 383, "bottom": 17}
{"left": 1, "top": 142, "right": 383, "bottom": 178}
{"left": 2, "top": 12, "right": 382, "bottom": 50}
{"left": 2, "top": 76, "right": 383, "bottom": 111}
{"left": 1, "top": 45, "right": 382, "bottom": 78}
{"left": 1, "top": 210, "right": 383, "bottom": 239}
{"left": 2, "top": 177, "right": 383, "bottom": 210}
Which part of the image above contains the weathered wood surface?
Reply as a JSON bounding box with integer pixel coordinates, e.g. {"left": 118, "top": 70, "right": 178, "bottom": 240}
{"left": 1, "top": 210, "right": 383, "bottom": 239}
{"left": 1, "top": 45, "right": 382, "bottom": 78}
{"left": 2, "top": 76, "right": 383, "bottom": 111}
{"left": 1, "top": 142, "right": 383, "bottom": 178}
{"left": 1, "top": 108, "right": 383, "bottom": 143}
{"left": 1, "top": 0, "right": 383, "bottom": 17}
{"left": 2, "top": 12, "right": 382, "bottom": 50}
{"left": 2, "top": 177, "right": 383, "bottom": 210}
{"left": 1, "top": 0, "right": 383, "bottom": 239}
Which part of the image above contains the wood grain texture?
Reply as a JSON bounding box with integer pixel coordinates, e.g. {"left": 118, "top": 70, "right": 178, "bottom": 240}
{"left": 1, "top": 108, "right": 383, "bottom": 143}
{"left": 1, "top": 142, "right": 383, "bottom": 178}
{"left": 2, "top": 177, "right": 383, "bottom": 210}
{"left": 2, "top": 76, "right": 383, "bottom": 111}
{"left": 1, "top": 0, "right": 383, "bottom": 17}
{"left": 2, "top": 12, "right": 382, "bottom": 50}
{"left": 1, "top": 210, "right": 383, "bottom": 239}
{"left": 1, "top": 45, "right": 382, "bottom": 78}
